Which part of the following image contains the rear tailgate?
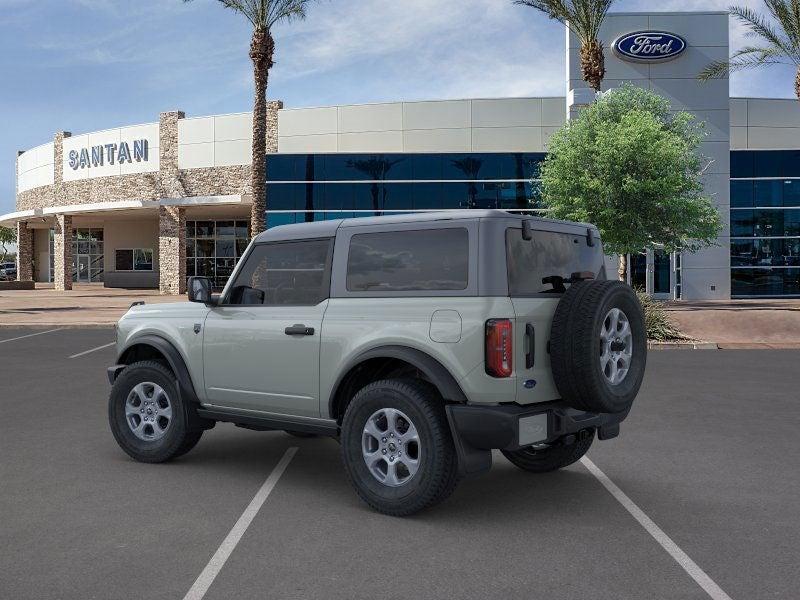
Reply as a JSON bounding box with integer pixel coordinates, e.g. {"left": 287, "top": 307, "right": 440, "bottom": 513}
{"left": 506, "top": 224, "right": 605, "bottom": 404}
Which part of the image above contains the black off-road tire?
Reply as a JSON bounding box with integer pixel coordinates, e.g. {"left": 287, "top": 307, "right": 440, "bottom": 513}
{"left": 550, "top": 280, "right": 647, "bottom": 414}
{"left": 501, "top": 430, "right": 594, "bottom": 473}
{"left": 109, "top": 361, "right": 203, "bottom": 463}
{"left": 340, "top": 379, "right": 460, "bottom": 516}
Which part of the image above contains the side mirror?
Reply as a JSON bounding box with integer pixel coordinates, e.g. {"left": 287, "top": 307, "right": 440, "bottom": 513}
{"left": 230, "top": 285, "right": 265, "bottom": 305}
{"left": 188, "top": 276, "right": 213, "bottom": 304}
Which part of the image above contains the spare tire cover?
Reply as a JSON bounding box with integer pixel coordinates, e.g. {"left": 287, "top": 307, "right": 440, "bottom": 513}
{"left": 549, "top": 281, "right": 647, "bottom": 414}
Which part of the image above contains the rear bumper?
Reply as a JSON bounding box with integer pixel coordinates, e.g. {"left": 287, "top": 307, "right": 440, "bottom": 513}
{"left": 445, "top": 401, "right": 628, "bottom": 476}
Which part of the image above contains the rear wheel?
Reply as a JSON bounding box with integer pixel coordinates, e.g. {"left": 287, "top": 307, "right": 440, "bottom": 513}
{"left": 108, "top": 361, "right": 203, "bottom": 463}
{"left": 340, "top": 379, "right": 459, "bottom": 516}
{"left": 501, "top": 430, "right": 594, "bottom": 473}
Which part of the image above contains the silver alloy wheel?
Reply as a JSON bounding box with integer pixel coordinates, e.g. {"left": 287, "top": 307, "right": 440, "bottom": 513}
{"left": 362, "top": 407, "right": 421, "bottom": 487}
{"left": 125, "top": 382, "right": 173, "bottom": 441}
{"left": 600, "top": 308, "right": 633, "bottom": 386}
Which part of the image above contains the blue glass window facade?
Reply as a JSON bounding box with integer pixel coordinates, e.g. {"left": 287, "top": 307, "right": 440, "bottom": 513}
{"left": 265, "top": 153, "right": 545, "bottom": 228}
{"left": 731, "top": 150, "right": 800, "bottom": 297}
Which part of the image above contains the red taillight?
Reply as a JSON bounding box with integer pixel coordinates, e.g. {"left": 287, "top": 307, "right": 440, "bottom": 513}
{"left": 485, "top": 319, "right": 513, "bottom": 378}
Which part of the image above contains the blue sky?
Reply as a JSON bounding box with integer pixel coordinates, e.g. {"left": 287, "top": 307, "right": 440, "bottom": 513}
{"left": 1, "top": 0, "right": 797, "bottom": 215}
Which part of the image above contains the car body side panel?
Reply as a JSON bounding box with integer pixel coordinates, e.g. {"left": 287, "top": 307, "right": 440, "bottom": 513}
{"left": 320, "top": 297, "right": 520, "bottom": 417}
{"left": 115, "top": 302, "right": 210, "bottom": 402}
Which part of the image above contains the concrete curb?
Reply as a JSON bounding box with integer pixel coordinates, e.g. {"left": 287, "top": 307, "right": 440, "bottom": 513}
{"left": 648, "top": 340, "right": 719, "bottom": 350}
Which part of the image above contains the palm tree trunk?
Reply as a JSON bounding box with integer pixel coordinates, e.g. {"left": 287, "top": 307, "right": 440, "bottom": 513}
{"left": 618, "top": 254, "right": 627, "bottom": 282}
{"left": 580, "top": 40, "right": 605, "bottom": 92}
{"left": 249, "top": 29, "right": 275, "bottom": 237}
{"left": 796, "top": 67, "right": 800, "bottom": 102}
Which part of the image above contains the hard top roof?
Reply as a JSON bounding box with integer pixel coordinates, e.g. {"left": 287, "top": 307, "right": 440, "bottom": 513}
{"left": 253, "top": 210, "right": 596, "bottom": 243}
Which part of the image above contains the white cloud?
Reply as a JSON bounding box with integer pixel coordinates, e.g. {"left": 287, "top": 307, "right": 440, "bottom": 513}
{"left": 268, "top": 0, "right": 566, "bottom": 102}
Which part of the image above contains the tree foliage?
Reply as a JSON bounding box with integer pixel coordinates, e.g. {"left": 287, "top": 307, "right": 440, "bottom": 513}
{"left": 0, "top": 226, "right": 15, "bottom": 262}
{"left": 183, "top": 0, "right": 316, "bottom": 236}
{"left": 514, "top": 0, "right": 615, "bottom": 91}
{"left": 698, "top": 2, "right": 800, "bottom": 100}
{"left": 539, "top": 84, "right": 722, "bottom": 260}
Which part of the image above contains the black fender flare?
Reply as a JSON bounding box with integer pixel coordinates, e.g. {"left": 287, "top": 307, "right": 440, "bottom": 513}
{"left": 328, "top": 345, "right": 489, "bottom": 477}
{"left": 118, "top": 335, "right": 198, "bottom": 403}
{"left": 114, "top": 335, "right": 212, "bottom": 431}
{"left": 328, "top": 344, "right": 469, "bottom": 420}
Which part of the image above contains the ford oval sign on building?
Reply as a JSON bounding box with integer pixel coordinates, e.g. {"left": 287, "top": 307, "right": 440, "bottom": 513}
{"left": 613, "top": 31, "right": 687, "bottom": 62}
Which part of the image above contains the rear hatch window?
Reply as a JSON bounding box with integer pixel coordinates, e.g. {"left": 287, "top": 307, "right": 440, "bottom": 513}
{"left": 506, "top": 227, "right": 604, "bottom": 295}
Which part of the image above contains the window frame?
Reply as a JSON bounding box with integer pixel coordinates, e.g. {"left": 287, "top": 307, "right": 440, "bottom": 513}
{"left": 114, "top": 248, "right": 154, "bottom": 272}
{"left": 331, "top": 221, "right": 478, "bottom": 298}
{"left": 219, "top": 237, "right": 334, "bottom": 307}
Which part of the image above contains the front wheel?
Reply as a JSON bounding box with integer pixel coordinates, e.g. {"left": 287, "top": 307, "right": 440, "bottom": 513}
{"left": 501, "top": 430, "right": 594, "bottom": 473}
{"left": 340, "top": 379, "right": 459, "bottom": 516}
{"left": 108, "top": 360, "right": 203, "bottom": 463}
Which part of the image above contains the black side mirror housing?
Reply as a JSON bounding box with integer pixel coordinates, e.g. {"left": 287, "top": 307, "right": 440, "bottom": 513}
{"left": 230, "top": 285, "right": 265, "bottom": 305}
{"left": 188, "top": 276, "right": 213, "bottom": 304}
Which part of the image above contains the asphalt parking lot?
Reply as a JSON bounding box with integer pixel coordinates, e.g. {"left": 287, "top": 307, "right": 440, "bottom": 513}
{"left": 1, "top": 328, "right": 798, "bottom": 600}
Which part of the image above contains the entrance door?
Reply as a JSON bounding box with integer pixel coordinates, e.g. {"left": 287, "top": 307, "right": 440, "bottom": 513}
{"left": 77, "top": 256, "right": 90, "bottom": 282}
{"left": 652, "top": 249, "right": 672, "bottom": 299}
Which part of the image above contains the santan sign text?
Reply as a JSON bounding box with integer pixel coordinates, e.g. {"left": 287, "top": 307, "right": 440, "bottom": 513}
{"left": 68, "top": 139, "right": 149, "bottom": 170}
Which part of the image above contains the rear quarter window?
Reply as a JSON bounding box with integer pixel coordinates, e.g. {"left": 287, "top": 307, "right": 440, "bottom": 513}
{"left": 506, "top": 228, "right": 603, "bottom": 295}
{"left": 346, "top": 228, "right": 469, "bottom": 292}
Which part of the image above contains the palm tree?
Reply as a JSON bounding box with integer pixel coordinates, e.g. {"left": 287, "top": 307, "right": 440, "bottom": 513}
{"left": 699, "top": 2, "right": 800, "bottom": 101}
{"left": 184, "top": 0, "right": 315, "bottom": 236}
{"left": 514, "top": 0, "right": 615, "bottom": 92}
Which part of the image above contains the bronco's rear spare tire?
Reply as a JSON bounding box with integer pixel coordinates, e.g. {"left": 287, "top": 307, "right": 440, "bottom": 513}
{"left": 550, "top": 280, "right": 646, "bottom": 414}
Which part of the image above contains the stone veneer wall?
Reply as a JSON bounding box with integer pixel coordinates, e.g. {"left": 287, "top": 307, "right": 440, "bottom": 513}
{"left": 53, "top": 214, "right": 73, "bottom": 291}
{"left": 16, "top": 222, "right": 33, "bottom": 281}
{"left": 158, "top": 206, "right": 186, "bottom": 295}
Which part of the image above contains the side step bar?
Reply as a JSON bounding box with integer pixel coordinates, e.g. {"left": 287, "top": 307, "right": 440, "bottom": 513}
{"left": 196, "top": 407, "right": 339, "bottom": 437}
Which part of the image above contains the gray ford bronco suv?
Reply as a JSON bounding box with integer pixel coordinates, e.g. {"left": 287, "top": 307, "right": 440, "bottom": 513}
{"left": 108, "top": 210, "right": 646, "bottom": 516}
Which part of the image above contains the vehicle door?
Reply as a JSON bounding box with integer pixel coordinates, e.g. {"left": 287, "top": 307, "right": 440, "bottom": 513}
{"left": 202, "top": 238, "right": 334, "bottom": 418}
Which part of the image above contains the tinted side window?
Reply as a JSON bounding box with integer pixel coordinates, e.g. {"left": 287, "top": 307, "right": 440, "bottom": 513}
{"left": 346, "top": 229, "right": 469, "bottom": 292}
{"left": 506, "top": 228, "right": 603, "bottom": 295}
{"left": 229, "top": 239, "right": 331, "bottom": 306}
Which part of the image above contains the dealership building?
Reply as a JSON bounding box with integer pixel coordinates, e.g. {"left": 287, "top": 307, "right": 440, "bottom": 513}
{"left": 3, "top": 10, "right": 800, "bottom": 299}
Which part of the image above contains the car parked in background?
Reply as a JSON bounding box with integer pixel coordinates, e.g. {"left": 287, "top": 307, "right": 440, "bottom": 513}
{"left": 0, "top": 262, "right": 16, "bottom": 281}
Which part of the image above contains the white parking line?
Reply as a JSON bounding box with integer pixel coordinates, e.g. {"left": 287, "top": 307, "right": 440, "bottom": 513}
{"left": 68, "top": 342, "right": 116, "bottom": 359}
{"left": 183, "top": 447, "right": 298, "bottom": 600}
{"left": 581, "top": 457, "right": 733, "bottom": 600}
{"left": 0, "top": 329, "right": 63, "bottom": 345}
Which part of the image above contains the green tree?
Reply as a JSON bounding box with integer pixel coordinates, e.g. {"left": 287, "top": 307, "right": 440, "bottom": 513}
{"left": 539, "top": 84, "right": 722, "bottom": 281}
{"left": 699, "top": 2, "right": 800, "bottom": 100}
{"left": 514, "top": 0, "right": 615, "bottom": 91}
{"left": 0, "top": 226, "right": 15, "bottom": 263}
{"left": 184, "top": 0, "right": 317, "bottom": 235}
